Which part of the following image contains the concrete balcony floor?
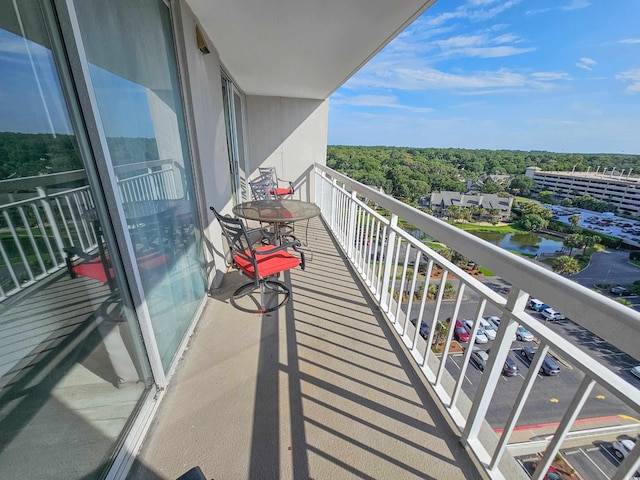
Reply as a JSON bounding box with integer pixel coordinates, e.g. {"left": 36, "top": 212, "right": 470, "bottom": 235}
{"left": 131, "top": 217, "right": 485, "bottom": 479}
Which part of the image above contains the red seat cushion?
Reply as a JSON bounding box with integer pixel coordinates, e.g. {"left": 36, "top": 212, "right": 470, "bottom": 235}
{"left": 137, "top": 251, "right": 169, "bottom": 270}
{"left": 269, "top": 188, "right": 294, "bottom": 196}
{"left": 73, "top": 259, "right": 113, "bottom": 284}
{"left": 233, "top": 245, "right": 300, "bottom": 279}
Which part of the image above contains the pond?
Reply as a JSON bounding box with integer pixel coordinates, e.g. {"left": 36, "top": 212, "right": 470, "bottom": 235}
{"left": 405, "top": 228, "right": 566, "bottom": 255}
{"left": 471, "top": 231, "right": 565, "bottom": 255}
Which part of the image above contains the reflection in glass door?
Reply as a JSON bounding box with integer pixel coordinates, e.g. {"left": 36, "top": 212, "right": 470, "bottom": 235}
{"left": 72, "top": 0, "right": 207, "bottom": 370}
{"left": 0, "top": 0, "right": 150, "bottom": 477}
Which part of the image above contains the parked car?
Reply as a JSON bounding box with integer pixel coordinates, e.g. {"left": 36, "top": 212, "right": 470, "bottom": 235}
{"left": 463, "top": 320, "right": 488, "bottom": 344}
{"left": 453, "top": 320, "right": 470, "bottom": 343}
{"left": 610, "top": 285, "right": 629, "bottom": 296}
{"left": 631, "top": 365, "right": 640, "bottom": 379}
{"left": 485, "top": 316, "right": 517, "bottom": 341}
{"left": 503, "top": 356, "right": 519, "bottom": 376}
{"left": 410, "top": 318, "right": 429, "bottom": 339}
{"left": 516, "top": 325, "right": 534, "bottom": 342}
{"left": 479, "top": 318, "right": 497, "bottom": 340}
{"left": 486, "top": 348, "right": 519, "bottom": 376}
{"left": 528, "top": 298, "right": 549, "bottom": 311}
{"left": 612, "top": 438, "right": 636, "bottom": 460}
{"left": 541, "top": 308, "right": 565, "bottom": 321}
{"left": 521, "top": 346, "right": 560, "bottom": 375}
{"left": 470, "top": 346, "right": 489, "bottom": 371}
{"left": 487, "top": 316, "right": 501, "bottom": 328}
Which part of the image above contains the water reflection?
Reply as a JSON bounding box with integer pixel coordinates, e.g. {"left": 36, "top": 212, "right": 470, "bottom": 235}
{"left": 406, "top": 228, "right": 565, "bottom": 256}
{"left": 472, "top": 231, "right": 565, "bottom": 254}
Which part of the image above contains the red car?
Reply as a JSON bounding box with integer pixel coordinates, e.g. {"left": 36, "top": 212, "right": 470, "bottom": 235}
{"left": 453, "top": 320, "right": 470, "bottom": 342}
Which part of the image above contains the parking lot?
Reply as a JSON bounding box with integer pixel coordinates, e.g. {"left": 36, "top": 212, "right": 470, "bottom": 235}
{"left": 402, "top": 275, "right": 640, "bottom": 478}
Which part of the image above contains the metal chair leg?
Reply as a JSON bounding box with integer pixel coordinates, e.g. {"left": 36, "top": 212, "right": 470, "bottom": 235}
{"left": 231, "top": 279, "right": 290, "bottom": 314}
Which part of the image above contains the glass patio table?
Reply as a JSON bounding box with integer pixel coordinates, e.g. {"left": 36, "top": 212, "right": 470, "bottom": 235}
{"left": 232, "top": 199, "right": 320, "bottom": 244}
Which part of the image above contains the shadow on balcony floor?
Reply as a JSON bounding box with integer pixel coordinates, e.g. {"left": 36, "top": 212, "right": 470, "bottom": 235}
{"left": 131, "top": 217, "right": 484, "bottom": 479}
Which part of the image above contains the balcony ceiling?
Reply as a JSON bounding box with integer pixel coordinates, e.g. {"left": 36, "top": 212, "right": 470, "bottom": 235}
{"left": 187, "top": 0, "right": 437, "bottom": 99}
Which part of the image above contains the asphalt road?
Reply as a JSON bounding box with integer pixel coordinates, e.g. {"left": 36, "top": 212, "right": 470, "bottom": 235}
{"left": 568, "top": 248, "right": 640, "bottom": 291}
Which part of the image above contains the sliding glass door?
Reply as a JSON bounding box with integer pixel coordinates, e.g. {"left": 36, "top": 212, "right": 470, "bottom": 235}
{"left": 0, "top": 0, "right": 150, "bottom": 477}
{"left": 71, "top": 0, "right": 207, "bottom": 371}
{"left": 222, "top": 73, "right": 249, "bottom": 204}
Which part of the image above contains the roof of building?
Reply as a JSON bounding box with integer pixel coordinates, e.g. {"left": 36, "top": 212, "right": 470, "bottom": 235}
{"left": 426, "top": 191, "right": 513, "bottom": 210}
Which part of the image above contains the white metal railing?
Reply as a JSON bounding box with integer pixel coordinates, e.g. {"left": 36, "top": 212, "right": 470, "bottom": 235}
{"left": 314, "top": 164, "right": 640, "bottom": 480}
{"left": 0, "top": 161, "right": 183, "bottom": 302}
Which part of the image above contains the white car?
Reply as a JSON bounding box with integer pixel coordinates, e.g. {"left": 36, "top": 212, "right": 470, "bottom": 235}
{"left": 479, "top": 318, "right": 497, "bottom": 340}
{"left": 541, "top": 308, "right": 565, "bottom": 321}
{"left": 470, "top": 346, "right": 489, "bottom": 371}
{"left": 485, "top": 316, "right": 517, "bottom": 341}
{"left": 487, "top": 316, "right": 501, "bottom": 329}
{"left": 631, "top": 365, "right": 640, "bottom": 380}
{"left": 611, "top": 438, "right": 636, "bottom": 460}
{"left": 516, "top": 325, "right": 534, "bottom": 342}
{"left": 463, "top": 320, "right": 488, "bottom": 344}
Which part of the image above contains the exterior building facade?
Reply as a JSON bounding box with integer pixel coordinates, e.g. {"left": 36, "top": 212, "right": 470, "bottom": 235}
{"left": 526, "top": 166, "right": 640, "bottom": 216}
{"left": 420, "top": 191, "right": 513, "bottom": 221}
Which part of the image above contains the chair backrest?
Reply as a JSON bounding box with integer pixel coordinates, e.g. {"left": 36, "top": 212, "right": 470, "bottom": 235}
{"left": 258, "top": 166, "right": 278, "bottom": 183}
{"left": 209, "top": 207, "right": 256, "bottom": 268}
{"left": 249, "top": 177, "right": 276, "bottom": 200}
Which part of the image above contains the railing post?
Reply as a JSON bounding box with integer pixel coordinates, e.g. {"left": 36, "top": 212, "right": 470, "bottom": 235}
{"left": 346, "top": 190, "right": 358, "bottom": 258}
{"left": 380, "top": 213, "right": 398, "bottom": 311}
{"left": 330, "top": 178, "right": 339, "bottom": 232}
{"left": 37, "top": 186, "right": 66, "bottom": 261}
{"left": 462, "top": 288, "right": 528, "bottom": 444}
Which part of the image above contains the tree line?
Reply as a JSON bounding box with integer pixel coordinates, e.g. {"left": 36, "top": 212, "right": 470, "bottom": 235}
{"left": 327, "top": 145, "right": 640, "bottom": 205}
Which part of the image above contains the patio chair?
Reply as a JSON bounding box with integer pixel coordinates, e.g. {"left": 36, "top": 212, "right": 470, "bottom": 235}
{"left": 249, "top": 176, "right": 276, "bottom": 201}
{"left": 64, "top": 245, "right": 116, "bottom": 292}
{"left": 248, "top": 176, "right": 295, "bottom": 242}
{"left": 258, "top": 166, "right": 295, "bottom": 197}
{"left": 210, "top": 206, "right": 305, "bottom": 313}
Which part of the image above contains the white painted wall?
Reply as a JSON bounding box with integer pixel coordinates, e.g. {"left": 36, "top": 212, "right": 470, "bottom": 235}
{"left": 245, "top": 96, "right": 328, "bottom": 202}
{"left": 176, "top": 2, "right": 233, "bottom": 288}
{"left": 176, "top": 2, "right": 330, "bottom": 288}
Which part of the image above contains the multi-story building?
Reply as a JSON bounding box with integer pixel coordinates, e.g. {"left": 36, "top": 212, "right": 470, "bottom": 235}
{"left": 1, "top": 2, "right": 638, "bottom": 479}
{"left": 421, "top": 191, "right": 513, "bottom": 221}
{"left": 526, "top": 166, "right": 640, "bottom": 216}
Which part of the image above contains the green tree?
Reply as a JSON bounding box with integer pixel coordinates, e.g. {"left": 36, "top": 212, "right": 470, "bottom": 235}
{"left": 537, "top": 190, "right": 555, "bottom": 204}
{"left": 551, "top": 256, "right": 581, "bottom": 274}
{"left": 563, "top": 233, "right": 585, "bottom": 255}
{"left": 508, "top": 175, "right": 536, "bottom": 196}
{"left": 568, "top": 214, "right": 581, "bottom": 229}
{"left": 478, "top": 180, "right": 504, "bottom": 194}
{"left": 446, "top": 205, "right": 462, "bottom": 223}
{"left": 521, "top": 213, "right": 548, "bottom": 231}
{"left": 582, "top": 235, "right": 600, "bottom": 254}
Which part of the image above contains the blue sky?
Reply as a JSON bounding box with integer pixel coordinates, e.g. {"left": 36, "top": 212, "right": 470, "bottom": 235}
{"left": 328, "top": 0, "right": 640, "bottom": 154}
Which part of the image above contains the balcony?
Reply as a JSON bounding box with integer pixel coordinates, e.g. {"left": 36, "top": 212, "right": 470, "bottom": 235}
{"left": 130, "top": 165, "right": 639, "bottom": 479}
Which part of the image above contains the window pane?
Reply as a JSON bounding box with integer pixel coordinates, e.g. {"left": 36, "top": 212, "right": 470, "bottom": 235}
{"left": 0, "top": 0, "right": 150, "bottom": 477}
{"left": 73, "top": 0, "right": 206, "bottom": 370}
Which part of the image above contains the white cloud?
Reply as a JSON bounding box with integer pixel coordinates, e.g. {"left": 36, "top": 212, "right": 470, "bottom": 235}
{"left": 576, "top": 57, "right": 597, "bottom": 71}
{"left": 531, "top": 72, "right": 572, "bottom": 81}
{"left": 424, "top": 0, "right": 521, "bottom": 27}
{"left": 332, "top": 94, "right": 434, "bottom": 113}
{"left": 616, "top": 69, "right": 640, "bottom": 93}
{"left": 620, "top": 38, "right": 640, "bottom": 44}
{"left": 562, "top": 0, "right": 591, "bottom": 11}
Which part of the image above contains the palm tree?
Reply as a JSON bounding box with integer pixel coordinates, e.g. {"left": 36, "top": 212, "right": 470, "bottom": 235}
{"left": 563, "top": 233, "right": 585, "bottom": 256}
{"left": 582, "top": 235, "right": 600, "bottom": 255}
{"left": 568, "top": 214, "right": 581, "bottom": 230}
{"left": 446, "top": 205, "right": 461, "bottom": 223}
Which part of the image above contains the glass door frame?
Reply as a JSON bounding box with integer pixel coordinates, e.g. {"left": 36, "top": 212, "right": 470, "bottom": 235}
{"left": 221, "top": 69, "right": 249, "bottom": 204}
